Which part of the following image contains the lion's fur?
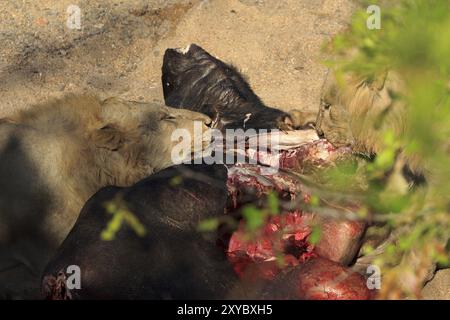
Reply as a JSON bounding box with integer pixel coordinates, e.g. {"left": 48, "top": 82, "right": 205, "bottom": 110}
{"left": 316, "top": 71, "right": 423, "bottom": 174}
{"left": 0, "top": 95, "right": 211, "bottom": 297}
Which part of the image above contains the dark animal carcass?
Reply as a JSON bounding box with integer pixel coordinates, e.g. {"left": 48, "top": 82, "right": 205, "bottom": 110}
{"left": 239, "top": 257, "right": 372, "bottom": 300}
{"left": 41, "top": 164, "right": 240, "bottom": 300}
{"left": 162, "top": 44, "right": 294, "bottom": 131}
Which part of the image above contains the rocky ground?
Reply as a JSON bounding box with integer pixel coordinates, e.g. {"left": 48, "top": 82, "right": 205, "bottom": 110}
{"left": 0, "top": 0, "right": 355, "bottom": 117}
{"left": 422, "top": 269, "right": 450, "bottom": 300}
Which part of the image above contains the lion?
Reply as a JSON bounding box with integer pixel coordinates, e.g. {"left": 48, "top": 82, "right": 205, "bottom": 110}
{"left": 0, "top": 95, "right": 212, "bottom": 298}
{"left": 314, "top": 70, "right": 427, "bottom": 176}
{"left": 315, "top": 71, "right": 448, "bottom": 296}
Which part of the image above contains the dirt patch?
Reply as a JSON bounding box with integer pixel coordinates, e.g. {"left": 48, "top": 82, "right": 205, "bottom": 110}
{"left": 0, "top": 0, "right": 355, "bottom": 117}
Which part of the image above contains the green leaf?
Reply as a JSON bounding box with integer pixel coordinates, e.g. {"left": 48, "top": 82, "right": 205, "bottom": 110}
{"left": 309, "top": 195, "right": 320, "bottom": 207}
{"left": 101, "top": 211, "right": 123, "bottom": 241}
{"left": 197, "top": 218, "right": 220, "bottom": 232}
{"left": 123, "top": 209, "right": 147, "bottom": 237}
{"left": 101, "top": 199, "right": 147, "bottom": 240}
{"left": 267, "top": 191, "right": 279, "bottom": 215}
{"left": 242, "top": 205, "right": 265, "bottom": 232}
{"left": 169, "top": 175, "right": 183, "bottom": 186}
{"left": 309, "top": 224, "right": 322, "bottom": 245}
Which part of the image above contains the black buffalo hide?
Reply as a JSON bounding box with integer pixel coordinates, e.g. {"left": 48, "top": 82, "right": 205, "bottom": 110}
{"left": 41, "top": 164, "right": 240, "bottom": 300}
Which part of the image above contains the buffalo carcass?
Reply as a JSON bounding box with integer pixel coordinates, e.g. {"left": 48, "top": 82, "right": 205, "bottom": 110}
{"left": 234, "top": 257, "right": 372, "bottom": 300}
{"left": 161, "top": 44, "right": 371, "bottom": 299}
{"left": 41, "top": 164, "right": 243, "bottom": 300}
{"left": 162, "top": 44, "right": 294, "bottom": 131}
{"left": 42, "top": 133, "right": 372, "bottom": 300}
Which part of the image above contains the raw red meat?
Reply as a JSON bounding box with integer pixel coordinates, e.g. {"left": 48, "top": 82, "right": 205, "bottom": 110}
{"left": 227, "top": 210, "right": 316, "bottom": 278}
{"left": 252, "top": 257, "right": 372, "bottom": 300}
{"left": 224, "top": 132, "right": 370, "bottom": 299}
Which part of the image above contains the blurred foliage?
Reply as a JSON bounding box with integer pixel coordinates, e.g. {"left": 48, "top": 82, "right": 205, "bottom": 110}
{"left": 197, "top": 215, "right": 237, "bottom": 232}
{"left": 198, "top": 191, "right": 280, "bottom": 234}
{"left": 101, "top": 198, "right": 147, "bottom": 241}
{"left": 242, "top": 191, "right": 280, "bottom": 233}
{"left": 325, "top": 0, "right": 450, "bottom": 298}
{"left": 308, "top": 224, "right": 322, "bottom": 245}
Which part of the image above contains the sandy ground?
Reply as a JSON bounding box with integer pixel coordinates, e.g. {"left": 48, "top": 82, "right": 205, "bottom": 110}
{"left": 0, "top": 0, "right": 355, "bottom": 118}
